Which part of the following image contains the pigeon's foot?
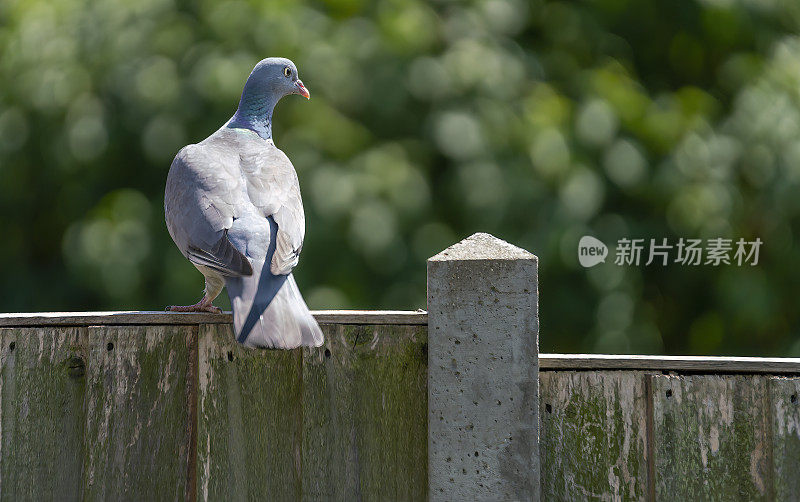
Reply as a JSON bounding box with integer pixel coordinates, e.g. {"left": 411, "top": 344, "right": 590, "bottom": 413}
{"left": 166, "top": 298, "right": 222, "bottom": 314}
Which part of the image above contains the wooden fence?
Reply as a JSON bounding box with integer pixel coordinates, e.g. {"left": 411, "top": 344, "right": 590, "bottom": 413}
{"left": 1, "top": 233, "right": 799, "bottom": 501}
{"left": 0, "top": 312, "right": 428, "bottom": 502}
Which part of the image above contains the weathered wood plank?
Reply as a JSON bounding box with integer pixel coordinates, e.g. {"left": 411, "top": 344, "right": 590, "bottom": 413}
{"left": 302, "top": 324, "right": 428, "bottom": 501}
{"left": 313, "top": 310, "right": 427, "bottom": 325}
{"left": 769, "top": 377, "right": 800, "bottom": 501}
{"left": 0, "top": 311, "right": 230, "bottom": 326}
{"left": 651, "top": 374, "right": 772, "bottom": 500}
{"left": 539, "top": 371, "right": 649, "bottom": 501}
{"left": 541, "top": 354, "right": 800, "bottom": 374}
{"left": 81, "top": 325, "right": 194, "bottom": 501}
{"left": 0, "top": 327, "right": 87, "bottom": 502}
{"left": 0, "top": 310, "right": 428, "bottom": 327}
{"left": 197, "top": 323, "right": 303, "bottom": 502}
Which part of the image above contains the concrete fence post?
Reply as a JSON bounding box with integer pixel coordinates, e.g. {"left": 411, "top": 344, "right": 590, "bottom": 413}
{"left": 427, "top": 233, "right": 540, "bottom": 501}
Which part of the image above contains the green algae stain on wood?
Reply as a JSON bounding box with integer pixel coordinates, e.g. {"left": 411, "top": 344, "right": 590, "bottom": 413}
{"left": 197, "top": 323, "right": 302, "bottom": 502}
{"left": 0, "top": 327, "right": 88, "bottom": 502}
{"left": 302, "top": 324, "right": 428, "bottom": 502}
{"left": 81, "top": 325, "right": 194, "bottom": 501}
{"left": 769, "top": 377, "right": 800, "bottom": 502}
{"left": 539, "top": 371, "right": 649, "bottom": 501}
{"left": 652, "top": 375, "right": 772, "bottom": 501}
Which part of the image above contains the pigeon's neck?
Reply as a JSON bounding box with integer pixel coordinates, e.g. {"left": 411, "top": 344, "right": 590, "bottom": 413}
{"left": 227, "top": 92, "right": 279, "bottom": 140}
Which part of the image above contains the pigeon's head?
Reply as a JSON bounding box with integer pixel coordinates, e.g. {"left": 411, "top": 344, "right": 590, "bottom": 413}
{"left": 244, "top": 57, "right": 310, "bottom": 101}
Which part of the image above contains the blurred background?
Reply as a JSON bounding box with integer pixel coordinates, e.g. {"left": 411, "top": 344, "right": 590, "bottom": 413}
{"left": 2, "top": 0, "right": 799, "bottom": 356}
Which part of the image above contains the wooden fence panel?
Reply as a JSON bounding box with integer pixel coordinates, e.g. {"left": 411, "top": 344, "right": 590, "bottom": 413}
{"left": 0, "top": 327, "right": 87, "bottom": 502}
{"left": 196, "top": 323, "right": 303, "bottom": 502}
{"left": 539, "top": 371, "right": 649, "bottom": 501}
{"left": 769, "top": 377, "right": 800, "bottom": 501}
{"left": 81, "top": 325, "right": 194, "bottom": 501}
{"left": 651, "top": 374, "right": 772, "bottom": 501}
{"left": 302, "top": 324, "right": 428, "bottom": 502}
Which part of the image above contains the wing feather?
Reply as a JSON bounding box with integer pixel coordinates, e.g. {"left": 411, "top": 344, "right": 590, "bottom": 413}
{"left": 237, "top": 135, "right": 306, "bottom": 275}
{"left": 187, "top": 229, "right": 253, "bottom": 277}
{"left": 165, "top": 143, "right": 252, "bottom": 277}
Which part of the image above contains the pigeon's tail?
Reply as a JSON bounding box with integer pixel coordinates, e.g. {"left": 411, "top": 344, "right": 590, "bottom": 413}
{"left": 225, "top": 258, "right": 323, "bottom": 349}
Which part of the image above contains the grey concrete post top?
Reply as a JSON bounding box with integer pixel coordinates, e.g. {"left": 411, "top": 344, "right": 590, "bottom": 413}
{"left": 426, "top": 232, "right": 540, "bottom": 502}
{"left": 428, "top": 232, "right": 537, "bottom": 262}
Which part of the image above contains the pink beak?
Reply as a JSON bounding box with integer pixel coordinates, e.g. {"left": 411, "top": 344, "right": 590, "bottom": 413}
{"left": 295, "top": 80, "right": 310, "bottom": 99}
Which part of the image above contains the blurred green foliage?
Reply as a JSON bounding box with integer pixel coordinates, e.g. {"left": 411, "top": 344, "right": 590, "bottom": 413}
{"left": 2, "top": 0, "right": 800, "bottom": 356}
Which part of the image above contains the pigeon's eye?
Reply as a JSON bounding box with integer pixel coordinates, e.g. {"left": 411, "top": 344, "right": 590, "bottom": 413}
{"left": 283, "top": 67, "right": 292, "bottom": 78}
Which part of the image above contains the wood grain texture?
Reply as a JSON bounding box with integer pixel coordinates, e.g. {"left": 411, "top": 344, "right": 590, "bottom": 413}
{"left": 541, "top": 354, "right": 800, "bottom": 374}
{"left": 81, "top": 325, "right": 194, "bottom": 501}
{"left": 302, "top": 324, "right": 428, "bottom": 502}
{"left": 197, "top": 323, "right": 303, "bottom": 502}
{"left": 540, "top": 371, "right": 649, "bottom": 501}
{"left": 313, "top": 310, "right": 427, "bottom": 325}
{"left": 651, "top": 375, "right": 773, "bottom": 501}
{"left": 0, "top": 311, "right": 232, "bottom": 326}
{"left": 769, "top": 377, "right": 800, "bottom": 501}
{"left": 0, "top": 310, "right": 428, "bottom": 327}
{"left": 0, "top": 327, "right": 87, "bottom": 502}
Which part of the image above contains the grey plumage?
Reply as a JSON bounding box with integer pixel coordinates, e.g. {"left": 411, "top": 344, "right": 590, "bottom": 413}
{"left": 164, "top": 58, "right": 322, "bottom": 349}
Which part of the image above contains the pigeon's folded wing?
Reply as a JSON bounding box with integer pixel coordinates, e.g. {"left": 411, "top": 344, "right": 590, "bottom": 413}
{"left": 165, "top": 144, "right": 252, "bottom": 277}
{"left": 240, "top": 144, "right": 306, "bottom": 276}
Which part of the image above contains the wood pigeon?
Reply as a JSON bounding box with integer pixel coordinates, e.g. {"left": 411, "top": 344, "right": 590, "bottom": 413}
{"left": 164, "top": 57, "right": 323, "bottom": 349}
